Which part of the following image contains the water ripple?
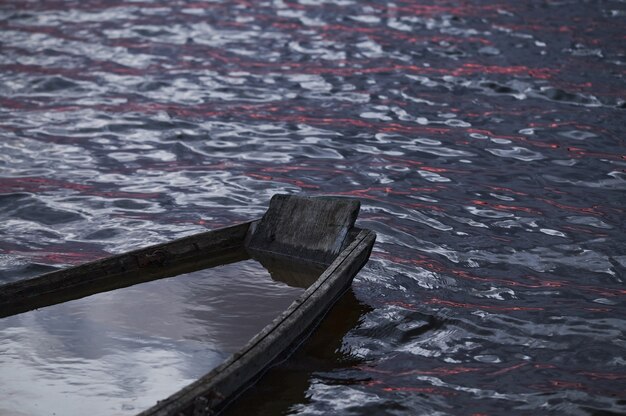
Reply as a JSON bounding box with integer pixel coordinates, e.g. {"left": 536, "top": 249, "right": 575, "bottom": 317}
{"left": 1, "top": 0, "right": 625, "bottom": 415}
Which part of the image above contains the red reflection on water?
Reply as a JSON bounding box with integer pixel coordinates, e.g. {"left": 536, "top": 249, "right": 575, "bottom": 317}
{"left": 246, "top": 173, "right": 320, "bottom": 189}
{"left": 364, "top": 364, "right": 482, "bottom": 377}
{"left": 7, "top": 248, "right": 107, "bottom": 266}
{"left": 365, "top": 379, "right": 456, "bottom": 396}
{"left": 566, "top": 146, "right": 625, "bottom": 160}
{"left": 381, "top": 386, "right": 457, "bottom": 396}
{"left": 0, "top": 177, "right": 89, "bottom": 193}
{"left": 375, "top": 251, "right": 452, "bottom": 274}
{"left": 549, "top": 380, "right": 586, "bottom": 389}
{"left": 420, "top": 166, "right": 451, "bottom": 173}
{"left": 384, "top": 300, "right": 420, "bottom": 311}
{"left": 583, "top": 307, "right": 613, "bottom": 313}
{"left": 470, "top": 199, "right": 542, "bottom": 215}
{"left": 0, "top": 177, "right": 160, "bottom": 199}
{"left": 561, "top": 225, "right": 608, "bottom": 237}
{"left": 538, "top": 198, "right": 600, "bottom": 215}
{"left": 451, "top": 63, "right": 556, "bottom": 80}
{"left": 260, "top": 166, "right": 346, "bottom": 175}
{"left": 487, "top": 186, "right": 528, "bottom": 196}
{"left": 376, "top": 2, "right": 507, "bottom": 18}
{"left": 427, "top": 297, "right": 544, "bottom": 311}
{"left": 579, "top": 372, "right": 626, "bottom": 380}
{"left": 488, "top": 362, "right": 528, "bottom": 376}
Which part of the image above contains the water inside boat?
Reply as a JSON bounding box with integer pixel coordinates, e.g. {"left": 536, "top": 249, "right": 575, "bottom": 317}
{"left": 0, "top": 254, "right": 324, "bottom": 416}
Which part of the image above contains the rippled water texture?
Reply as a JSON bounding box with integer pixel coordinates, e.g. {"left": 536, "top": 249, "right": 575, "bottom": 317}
{"left": 0, "top": 0, "right": 624, "bottom": 415}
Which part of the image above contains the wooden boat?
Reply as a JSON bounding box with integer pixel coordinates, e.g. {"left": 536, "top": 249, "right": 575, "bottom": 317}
{"left": 0, "top": 194, "right": 376, "bottom": 416}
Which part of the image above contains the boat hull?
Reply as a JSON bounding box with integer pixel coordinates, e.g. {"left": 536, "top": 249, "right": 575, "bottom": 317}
{"left": 0, "top": 194, "right": 376, "bottom": 415}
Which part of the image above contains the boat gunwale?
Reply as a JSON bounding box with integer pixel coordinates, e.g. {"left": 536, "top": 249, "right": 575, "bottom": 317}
{"left": 0, "top": 220, "right": 255, "bottom": 318}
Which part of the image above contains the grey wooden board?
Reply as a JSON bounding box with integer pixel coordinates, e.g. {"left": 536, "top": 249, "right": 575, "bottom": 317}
{"left": 246, "top": 194, "right": 360, "bottom": 265}
{"left": 138, "top": 229, "right": 376, "bottom": 416}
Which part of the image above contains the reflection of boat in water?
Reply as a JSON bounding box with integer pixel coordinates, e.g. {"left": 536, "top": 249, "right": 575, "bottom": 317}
{"left": 0, "top": 194, "right": 376, "bottom": 415}
{"left": 221, "top": 288, "right": 373, "bottom": 416}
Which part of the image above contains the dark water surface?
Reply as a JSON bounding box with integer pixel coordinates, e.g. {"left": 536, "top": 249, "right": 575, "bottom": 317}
{"left": 0, "top": 0, "right": 624, "bottom": 415}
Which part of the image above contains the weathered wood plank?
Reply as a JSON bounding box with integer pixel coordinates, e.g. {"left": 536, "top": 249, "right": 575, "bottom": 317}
{"left": 246, "top": 194, "right": 360, "bottom": 264}
{"left": 0, "top": 222, "right": 253, "bottom": 318}
{"left": 138, "top": 229, "right": 376, "bottom": 416}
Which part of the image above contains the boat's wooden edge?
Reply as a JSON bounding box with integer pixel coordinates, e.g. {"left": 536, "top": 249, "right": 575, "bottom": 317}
{"left": 138, "top": 228, "right": 376, "bottom": 416}
{"left": 0, "top": 221, "right": 255, "bottom": 318}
